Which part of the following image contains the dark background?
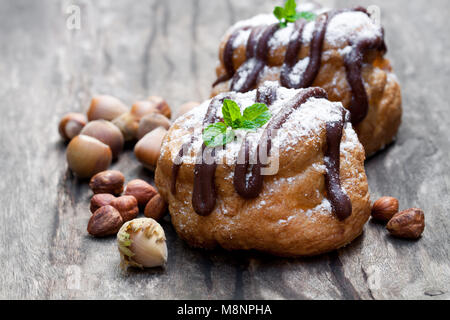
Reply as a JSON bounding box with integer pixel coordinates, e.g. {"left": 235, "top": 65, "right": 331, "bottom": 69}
{"left": 0, "top": 0, "right": 448, "bottom": 299}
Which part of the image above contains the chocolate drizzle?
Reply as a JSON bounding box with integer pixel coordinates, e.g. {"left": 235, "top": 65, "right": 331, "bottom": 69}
{"left": 230, "top": 23, "right": 279, "bottom": 93}
{"left": 214, "top": 8, "right": 387, "bottom": 125}
{"left": 171, "top": 96, "right": 230, "bottom": 215}
{"left": 234, "top": 87, "right": 328, "bottom": 199}
{"left": 324, "top": 109, "right": 352, "bottom": 220}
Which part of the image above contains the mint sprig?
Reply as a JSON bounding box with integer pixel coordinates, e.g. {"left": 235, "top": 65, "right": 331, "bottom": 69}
{"left": 202, "top": 99, "right": 271, "bottom": 147}
{"left": 273, "top": 0, "right": 317, "bottom": 28}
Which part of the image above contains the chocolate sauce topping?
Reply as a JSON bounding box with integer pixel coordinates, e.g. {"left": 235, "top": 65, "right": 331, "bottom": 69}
{"left": 324, "top": 109, "right": 352, "bottom": 220}
{"left": 234, "top": 87, "right": 328, "bottom": 199}
{"left": 214, "top": 8, "right": 387, "bottom": 125}
{"left": 230, "top": 24, "right": 279, "bottom": 93}
{"left": 170, "top": 96, "right": 231, "bottom": 215}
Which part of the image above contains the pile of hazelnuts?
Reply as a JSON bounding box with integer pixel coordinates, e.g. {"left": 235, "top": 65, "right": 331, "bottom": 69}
{"left": 58, "top": 94, "right": 200, "bottom": 177}
{"left": 88, "top": 171, "right": 165, "bottom": 237}
{"left": 58, "top": 94, "right": 200, "bottom": 237}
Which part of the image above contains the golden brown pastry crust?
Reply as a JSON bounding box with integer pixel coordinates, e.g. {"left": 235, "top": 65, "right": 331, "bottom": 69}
{"left": 211, "top": 12, "right": 402, "bottom": 156}
{"left": 155, "top": 88, "right": 371, "bottom": 256}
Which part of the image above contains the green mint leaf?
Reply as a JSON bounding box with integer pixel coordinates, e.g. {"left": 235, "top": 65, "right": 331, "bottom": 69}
{"left": 295, "top": 11, "right": 317, "bottom": 21}
{"left": 242, "top": 103, "right": 271, "bottom": 128}
{"left": 222, "top": 99, "right": 242, "bottom": 128}
{"left": 273, "top": 0, "right": 316, "bottom": 27}
{"left": 284, "top": 0, "right": 297, "bottom": 17}
{"left": 203, "top": 122, "right": 235, "bottom": 147}
{"left": 273, "top": 6, "right": 285, "bottom": 20}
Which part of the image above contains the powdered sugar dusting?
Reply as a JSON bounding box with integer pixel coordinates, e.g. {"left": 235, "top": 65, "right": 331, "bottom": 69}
{"left": 288, "top": 57, "right": 310, "bottom": 84}
{"left": 225, "top": 9, "right": 382, "bottom": 52}
{"left": 325, "top": 11, "right": 381, "bottom": 46}
{"left": 278, "top": 198, "right": 333, "bottom": 225}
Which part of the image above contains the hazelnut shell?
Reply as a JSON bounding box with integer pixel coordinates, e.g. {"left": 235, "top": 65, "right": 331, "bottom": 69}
{"left": 66, "top": 135, "right": 112, "bottom": 178}
{"left": 87, "top": 95, "right": 128, "bottom": 121}
{"left": 81, "top": 120, "right": 124, "bottom": 159}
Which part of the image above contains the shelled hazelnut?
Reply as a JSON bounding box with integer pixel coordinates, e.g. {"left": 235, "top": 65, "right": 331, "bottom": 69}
{"left": 90, "top": 193, "right": 116, "bottom": 213}
{"left": 88, "top": 205, "right": 123, "bottom": 237}
{"left": 371, "top": 197, "right": 399, "bottom": 222}
{"left": 134, "top": 127, "right": 167, "bottom": 170}
{"left": 175, "top": 101, "right": 200, "bottom": 119}
{"left": 387, "top": 208, "right": 425, "bottom": 239}
{"left": 111, "top": 195, "right": 139, "bottom": 222}
{"left": 123, "top": 179, "right": 157, "bottom": 207}
{"left": 89, "top": 170, "right": 125, "bottom": 195}
{"left": 144, "top": 193, "right": 167, "bottom": 221}
{"left": 137, "top": 113, "right": 171, "bottom": 140}
{"left": 66, "top": 135, "right": 112, "bottom": 178}
{"left": 112, "top": 112, "right": 139, "bottom": 141}
{"left": 58, "top": 112, "right": 87, "bottom": 141}
{"left": 80, "top": 120, "right": 124, "bottom": 159}
{"left": 117, "top": 218, "right": 168, "bottom": 269}
{"left": 87, "top": 95, "right": 128, "bottom": 121}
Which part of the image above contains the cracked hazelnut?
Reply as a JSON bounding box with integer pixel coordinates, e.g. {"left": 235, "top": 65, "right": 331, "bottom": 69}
{"left": 88, "top": 205, "right": 123, "bottom": 237}
{"left": 66, "top": 135, "right": 112, "bottom": 178}
{"left": 144, "top": 193, "right": 167, "bottom": 221}
{"left": 112, "top": 112, "right": 139, "bottom": 141}
{"left": 58, "top": 112, "right": 87, "bottom": 141}
{"left": 371, "top": 196, "right": 399, "bottom": 222}
{"left": 134, "top": 127, "right": 167, "bottom": 170}
{"left": 137, "top": 112, "right": 171, "bottom": 140}
{"left": 90, "top": 193, "right": 116, "bottom": 213}
{"left": 111, "top": 195, "right": 139, "bottom": 222}
{"left": 387, "top": 208, "right": 425, "bottom": 239}
{"left": 124, "top": 179, "right": 157, "bottom": 207}
{"left": 89, "top": 170, "right": 125, "bottom": 195}
{"left": 147, "top": 96, "right": 171, "bottom": 119}
{"left": 80, "top": 120, "right": 124, "bottom": 159}
{"left": 117, "top": 218, "right": 167, "bottom": 269}
{"left": 175, "top": 101, "right": 200, "bottom": 119}
{"left": 87, "top": 95, "right": 128, "bottom": 121}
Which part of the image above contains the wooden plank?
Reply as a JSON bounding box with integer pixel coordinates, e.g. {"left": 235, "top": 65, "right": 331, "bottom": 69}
{"left": 0, "top": 0, "right": 448, "bottom": 299}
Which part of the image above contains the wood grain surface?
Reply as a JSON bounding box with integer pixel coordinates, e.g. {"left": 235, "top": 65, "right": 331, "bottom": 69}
{"left": 0, "top": 0, "right": 449, "bottom": 300}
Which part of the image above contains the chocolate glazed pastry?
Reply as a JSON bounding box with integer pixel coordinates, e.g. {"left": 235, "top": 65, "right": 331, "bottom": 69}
{"left": 212, "top": 5, "right": 402, "bottom": 156}
{"left": 155, "top": 83, "right": 371, "bottom": 256}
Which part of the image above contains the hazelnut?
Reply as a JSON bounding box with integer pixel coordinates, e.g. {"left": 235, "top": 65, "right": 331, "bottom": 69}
{"left": 66, "top": 135, "right": 112, "bottom": 178}
{"left": 111, "top": 195, "right": 139, "bottom": 222}
{"left": 144, "top": 194, "right": 167, "bottom": 221}
{"left": 87, "top": 95, "right": 129, "bottom": 121}
{"left": 124, "top": 179, "right": 157, "bottom": 207}
{"left": 137, "top": 112, "right": 171, "bottom": 140}
{"left": 387, "top": 208, "right": 425, "bottom": 239}
{"left": 90, "top": 193, "right": 116, "bottom": 213}
{"left": 88, "top": 205, "right": 123, "bottom": 237}
{"left": 371, "top": 196, "right": 399, "bottom": 222}
{"left": 147, "top": 96, "right": 171, "bottom": 118}
{"left": 112, "top": 112, "right": 139, "bottom": 141}
{"left": 80, "top": 120, "right": 124, "bottom": 159}
{"left": 134, "top": 127, "right": 167, "bottom": 170}
{"left": 117, "top": 218, "right": 167, "bottom": 269}
{"left": 130, "top": 100, "right": 159, "bottom": 120}
{"left": 89, "top": 170, "right": 125, "bottom": 195}
{"left": 58, "top": 112, "right": 87, "bottom": 141}
{"left": 175, "top": 101, "right": 200, "bottom": 119}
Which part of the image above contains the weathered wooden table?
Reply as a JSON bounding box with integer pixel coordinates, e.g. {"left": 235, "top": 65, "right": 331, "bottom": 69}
{"left": 0, "top": 0, "right": 449, "bottom": 300}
